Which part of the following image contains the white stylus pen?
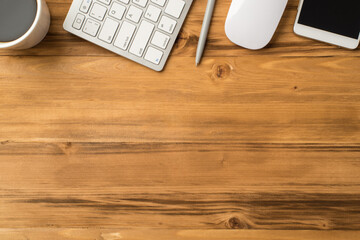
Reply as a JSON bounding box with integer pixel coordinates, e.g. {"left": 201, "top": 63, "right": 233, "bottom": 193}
{"left": 196, "top": 0, "right": 216, "bottom": 66}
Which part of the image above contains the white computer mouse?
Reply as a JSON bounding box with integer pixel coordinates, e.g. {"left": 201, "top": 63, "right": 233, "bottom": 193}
{"left": 225, "top": 0, "right": 288, "bottom": 50}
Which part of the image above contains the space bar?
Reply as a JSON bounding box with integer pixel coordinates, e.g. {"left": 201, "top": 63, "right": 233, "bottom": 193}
{"left": 129, "top": 21, "right": 155, "bottom": 57}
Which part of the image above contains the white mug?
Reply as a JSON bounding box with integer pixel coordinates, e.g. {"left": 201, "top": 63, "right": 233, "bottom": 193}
{"left": 0, "top": 0, "right": 51, "bottom": 50}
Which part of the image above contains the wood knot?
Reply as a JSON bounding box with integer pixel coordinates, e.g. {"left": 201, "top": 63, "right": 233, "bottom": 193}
{"left": 173, "top": 30, "right": 193, "bottom": 52}
{"left": 226, "top": 217, "right": 250, "bottom": 229}
{"left": 211, "top": 63, "right": 231, "bottom": 82}
{"left": 65, "top": 142, "right": 72, "bottom": 149}
{"left": 319, "top": 220, "right": 331, "bottom": 230}
{"left": 57, "top": 142, "right": 74, "bottom": 156}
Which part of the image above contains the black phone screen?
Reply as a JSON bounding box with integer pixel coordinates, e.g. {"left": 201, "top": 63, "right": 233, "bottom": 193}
{"left": 298, "top": 0, "right": 360, "bottom": 39}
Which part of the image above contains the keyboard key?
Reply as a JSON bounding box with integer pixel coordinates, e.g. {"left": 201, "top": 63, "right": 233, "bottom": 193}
{"left": 98, "top": 18, "right": 119, "bottom": 43}
{"left": 151, "top": 0, "right": 166, "bottom": 7}
{"left": 114, "top": 21, "right": 136, "bottom": 50}
{"left": 98, "top": 0, "right": 111, "bottom": 5}
{"left": 158, "top": 16, "right": 177, "bottom": 34}
{"left": 151, "top": 31, "right": 170, "bottom": 49}
{"left": 80, "top": 0, "right": 92, "bottom": 13}
{"left": 165, "top": 0, "right": 185, "bottom": 18}
{"left": 129, "top": 20, "right": 154, "bottom": 57}
{"left": 72, "top": 13, "right": 85, "bottom": 29}
{"left": 126, "top": 5, "right": 143, "bottom": 23}
{"left": 145, "top": 5, "right": 161, "bottom": 22}
{"left": 90, "top": 3, "right": 107, "bottom": 21}
{"left": 83, "top": 19, "right": 101, "bottom": 36}
{"left": 109, "top": 2, "right": 126, "bottom": 20}
{"left": 133, "top": 0, "right": 148, "bottom": 7}
{"left": 144, "top": 47, "right": 163, "bottom": 65}
{"left": 120, "top": 0, "right": 130, "bottom": 4}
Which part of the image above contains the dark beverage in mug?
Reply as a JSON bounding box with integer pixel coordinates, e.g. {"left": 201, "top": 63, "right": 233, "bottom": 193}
{"left": 0, "top": 0, "right": 38, "bottom": 42}
{"left": 0, "top": 0, "right": 49, "bottom": 49}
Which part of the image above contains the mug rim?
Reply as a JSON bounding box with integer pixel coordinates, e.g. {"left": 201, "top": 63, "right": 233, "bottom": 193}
{"left": 0, "top": 0, "right": 43, "bottom": 48}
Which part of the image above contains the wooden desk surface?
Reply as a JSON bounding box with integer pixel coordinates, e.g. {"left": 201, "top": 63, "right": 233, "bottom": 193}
{"left": 1, "top": 0, "right": 359, "bottom": 239}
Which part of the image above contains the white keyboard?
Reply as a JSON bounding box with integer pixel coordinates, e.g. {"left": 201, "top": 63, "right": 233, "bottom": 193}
{"left": 63, "top": 0, "right": 193, "bottom": 71}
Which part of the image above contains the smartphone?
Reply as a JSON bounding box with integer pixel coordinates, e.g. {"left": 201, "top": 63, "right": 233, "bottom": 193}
{"left": 294, "top": 0, "right": 360, "bottom": 49}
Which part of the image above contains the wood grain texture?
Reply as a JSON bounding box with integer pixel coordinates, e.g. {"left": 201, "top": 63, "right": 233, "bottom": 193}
{"left": 1, "top": 55, "right": 359, "bottom": 142}
{"left": 1, "top": 142, "right": 359, "bottom": 229}
{"left": 1, "top": 229, "right": 360, "bottom": 240}
{"left": 0, "top": 0, "right": 359, "bottom": 238}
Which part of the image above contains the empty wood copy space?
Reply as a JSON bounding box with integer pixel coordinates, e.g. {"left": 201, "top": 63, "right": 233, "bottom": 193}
{"left": 0, "top": 0, "right": 359, "bottom": 239}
